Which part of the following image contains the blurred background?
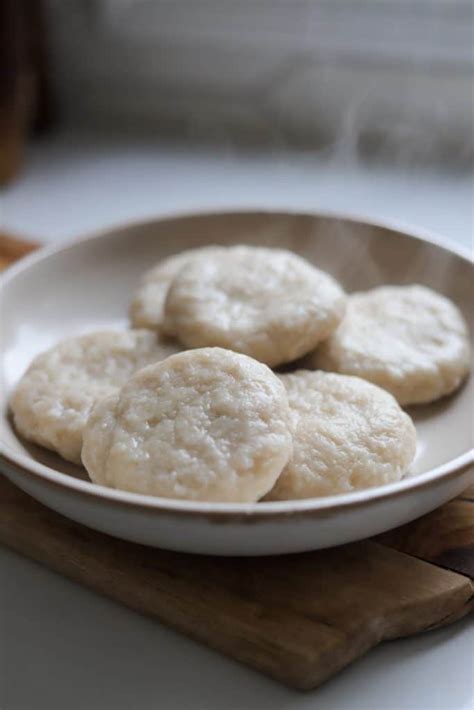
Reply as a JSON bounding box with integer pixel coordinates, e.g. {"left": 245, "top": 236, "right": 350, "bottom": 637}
{"left": 0, "top": 0, "right": 473, "bottom": 244}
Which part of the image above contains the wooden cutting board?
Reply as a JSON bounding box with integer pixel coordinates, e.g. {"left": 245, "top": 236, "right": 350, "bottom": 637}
{"left": 1, "top": 235, "right": 473, "bottom": 691}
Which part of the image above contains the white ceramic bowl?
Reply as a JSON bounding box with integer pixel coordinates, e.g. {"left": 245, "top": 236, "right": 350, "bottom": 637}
{"left": 1, "top": 211, "right": 472, "bottom": 555}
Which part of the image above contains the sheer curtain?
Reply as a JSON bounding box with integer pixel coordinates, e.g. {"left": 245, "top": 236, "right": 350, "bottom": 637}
{"left": 44, "top": 0, "right": 473, "bottom": 161}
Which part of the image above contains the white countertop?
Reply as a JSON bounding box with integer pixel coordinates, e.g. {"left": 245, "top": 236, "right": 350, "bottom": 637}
{"left": 1, "top": 133, "right": 473, "bottom": 710}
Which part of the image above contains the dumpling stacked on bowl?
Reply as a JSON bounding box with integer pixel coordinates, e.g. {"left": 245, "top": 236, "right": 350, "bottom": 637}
{"left": 10, "top": 244, "right": 471, "bottom": 503}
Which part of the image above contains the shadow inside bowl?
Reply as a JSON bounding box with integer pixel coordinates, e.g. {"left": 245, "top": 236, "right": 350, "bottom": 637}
{"left": 6, "top": 412, "right": 89, "bottom": 482}
{"left": 406, "top": 378, "right": 471, "bottom": 424}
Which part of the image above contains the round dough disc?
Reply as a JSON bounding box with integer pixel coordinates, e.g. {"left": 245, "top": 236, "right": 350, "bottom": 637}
{"left": 265, "top": 370, "right": 417, "bottom": 500}
{"left": 310, "top": 285, "right": 471, "bottom": 405}
{"left": 129, "top": 246, "right": 221, "bottom": 331}
{"left": 164, "top": 246, "right": 346, "bottom": 367}
{"left": 82, "top": 347, "right": 293, "bottom": 503}
{"left": 10, "top": 330, "right": 180, "bottom": 464}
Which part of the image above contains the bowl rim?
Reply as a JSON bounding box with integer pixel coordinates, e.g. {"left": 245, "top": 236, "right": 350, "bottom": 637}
{"left": 1, "top": 208, "right": 473, "bottom": 520}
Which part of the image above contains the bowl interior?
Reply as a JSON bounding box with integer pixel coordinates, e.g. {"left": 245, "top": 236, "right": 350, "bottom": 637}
{"left": 1, "top": 211, "right": 473, "bottom": 495}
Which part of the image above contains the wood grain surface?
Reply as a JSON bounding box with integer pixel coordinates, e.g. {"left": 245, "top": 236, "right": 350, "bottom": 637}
{"left": 1, "top": 236, "right": 473, "bottom": 690}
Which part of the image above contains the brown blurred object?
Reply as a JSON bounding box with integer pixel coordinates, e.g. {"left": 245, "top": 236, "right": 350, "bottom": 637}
{"left": 0, "top": 231, "right": 38, "bottom": 269}
{"left": 0, "top": 0, "right": 53, "bottom": 185}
